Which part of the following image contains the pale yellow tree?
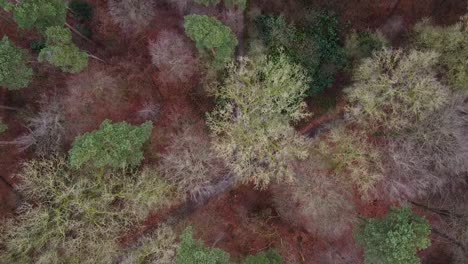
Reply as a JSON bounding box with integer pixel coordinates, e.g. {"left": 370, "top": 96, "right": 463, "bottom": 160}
{"left": 207, "top": 53, "right": 310, "bottom": 188}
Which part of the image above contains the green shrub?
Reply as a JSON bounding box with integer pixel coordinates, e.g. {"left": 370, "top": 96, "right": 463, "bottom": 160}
{"left": 176, "top": 227, "right": 231, "bottom": 264}
{"left": 345, "top": 48, "right": 450, "bottom": 132}
{"left": 30, "top": 39, "right": 46, "bottom": 52}
{"left": 69, "top": 0, "right": 94, "bottom": 21}
{"left": 69, "top": 119, "right": 153, "bottom": 170}
{"left": 243, "top": 249, "right": 282, "bottom": 264}
{"left": 224, "top": 0, "right": 247, "bottom": 10}
{"left": 38, "top": 26, "right": 89, "bottom": 73}
{"left": 356, "top": 207, "right": 431, "bottom": 264}
{"left": 0, "top": 120, "right": 7, "bottom": 134}
{"left": 345, "top": 30, "right": 387, "bottom": 66}
{"left": 176, "top": 227, "right": 281, "bottom": 264}
{"left": 0, "top": 158, "right": 175, "bottom": 263}
{"left": 194, "top": 0, "right": 220, "bottom": 7}
{"left": 207, "top": 54, "right": 310, "bottom": 188}
{"left": 412, "top": 15, "right": 468, "bottom": 92}
{"left": 255, "top": 12, "right": 347, "bottom": 95}
{"left": 7, "top": 0, "right": 67, "bottom": 32}
{"left": 184, "top": 15, "right": 238, "bottom": 69}
{"left": 0, "top": 36, "right": 33, "bottom": 90}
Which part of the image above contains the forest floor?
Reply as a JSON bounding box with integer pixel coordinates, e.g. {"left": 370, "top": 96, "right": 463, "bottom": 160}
{"left": 0, "top": 0, "right": 467, "bottom": 262}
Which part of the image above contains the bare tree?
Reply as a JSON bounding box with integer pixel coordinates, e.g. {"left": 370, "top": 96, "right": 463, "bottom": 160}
{"left": 149, "top": 30, "right": 198, "bottom": 85}
{"left": 108, "top": 0, "right": 156, "bottom": 33}
{"left": 11, "top": 98, "right": 64, "bottom": 155}
{"left": 137, "top": 101, "right": 160, "bottom": 121}
{"left": 158, "top": 126, "right": 227, "bottom": 201}
{"left": 272, "top": 153, "right": 357, "bottom": 239}
{"left": 380, "top": 95, "right": 468, "bottom": 201}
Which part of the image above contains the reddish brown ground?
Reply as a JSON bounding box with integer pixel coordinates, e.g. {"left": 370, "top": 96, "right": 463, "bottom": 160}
{"left": 1, "top": 0, "right": 466, "bottom": 262}
{"left": 178, "top": 185, "right": 333, "bottom": 263}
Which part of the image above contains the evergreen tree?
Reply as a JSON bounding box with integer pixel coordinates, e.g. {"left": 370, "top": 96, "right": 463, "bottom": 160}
{"left": 38, "top": 26, "right": 88, "bottom": 73}
{"left": 2, "top": 0, "right": 67, "bottom": 32}
{"left": 69, "top": 119, "right": 153, "bottom": 170}
{"left": 0, "top": 36, "right": 33, "bottom": 90}
{"left": 184, "top": 15, "right": 238, "bottom": 69}
{"left": 356, "top": 207, "right": 431, "bottom": 264}
{"left": 176, "top": 227, "right": 231, "bottom": 264}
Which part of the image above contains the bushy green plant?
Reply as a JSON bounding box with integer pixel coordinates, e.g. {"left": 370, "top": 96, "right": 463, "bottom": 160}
{"left": 356, "top": 207, "right": 431, "bottom": 264}
{"left": 318, "top": 125, "right": 382, "bottom": 197}
{"left": 69, "top": 0, "right": 94, "bottom": 21}
{"left": 30, "top": 39, "right": 46, "bottom": 52}
{"left": 194, "top": 0, "right": 219, "bottom": 6}
{"left": 38, "top": 26, "right": 89, "bottom": 73}
{"left": 4, "top": 0, "right": 67, "bottom": 32}
{"left": 255, "top": 12, "right": 347, "bottom": 95}
{"left": 345, "top": 30, "right": 387, "bottom": 65}
{"left": 176, "top": 227, "right": 282, "bottom": 264}
{"left": 69, "top": 119, "right": 153, "bottom": 170}
{"left": 345, "top": 48, "right": 450, "bottom": 132}
{"left": 0, "top": 158, "right": 175, "bottom": 263}
{"left": 184, "top": 15, "right": 238, "bottom": 69}
{"left": 0, "top": 120, "right": 7, "bottom": 134}
{"left": 0, "top": 36, "right": 33, "bottom": 90}
{"left": 176, "top": 227, "right": 232, "bottom": 264}
{"left": 224, "top": 0, "right": 247, "bottom": 10}
{"left": 243, "top": 249, "right": 282, "bottom": 264}
{"left": 207, "top": 54, "right": 310, "bottom": 188}
{"left": 412, "top": 15, "right": 468, "bottom": 92}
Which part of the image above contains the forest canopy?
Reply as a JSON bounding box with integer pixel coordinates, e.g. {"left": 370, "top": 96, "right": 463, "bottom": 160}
{"left": 0, "top": 1, "right": 466, "bottom": 263}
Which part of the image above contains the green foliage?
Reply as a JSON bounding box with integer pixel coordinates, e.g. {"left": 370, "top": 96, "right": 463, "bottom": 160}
{"left": 176, "top": 227, "right": 232, "bottom": 264}
{"left": 356, "top": 207, "right": 431, "bottom": 264}
{"left": 243, "top": 250, "right": 282, "bottom": 264}
{"left": 345, "top": 30, "right": 387, "bottom": 65}
{"left": 69, "top": 0, "right": 94, "bottom": 21}
{"left": 412, "top": 15, "right": 468, "bottom": 92}
{"left": 345, "top": 48, "right": 450, "bottom": 133}
{"left": 38, "top": 26, "right": 88, "bottom": 73}
{"left": 255, "top": 12, "right": 347, "bottom": 95}
{"left": 224, "top": 0, "right": 247, "bottom": 10}
{"left": 30, "top": 39, "right": 46, "bottom": 52}
{"left": 194, "top": 0, "right": 220, "bottom": 7}
{"left": 0, "top": 158, "right": 175, "bottom": 263}
{"left": 207, "top": 54, "right": 309, "bottom": 188}
{"left": 9, "top": 0, "right": 67, "bottom": 32}
{"left": 69, "top": 119, "right": 153, "bottom": 170}
{"left": 0, "top": 37, "right": 33, "bottom": 90}
{"left": 184, "top": 15, "right": 238, "bottom": 69}
{"left": 0, "top": 120, "right": 7, "bottom": 134}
